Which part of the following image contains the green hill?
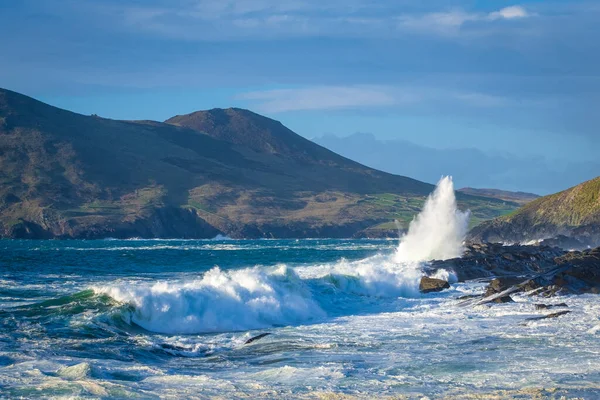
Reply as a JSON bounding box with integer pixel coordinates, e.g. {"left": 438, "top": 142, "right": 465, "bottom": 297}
{"left": 458, "top": 187, "right": 539, "bottom": 205}
{"left": 0, "top": 88, "right": 517, "bottom": 238}
{"left": 469, "top": 177, "right": 600, "bottom": 245}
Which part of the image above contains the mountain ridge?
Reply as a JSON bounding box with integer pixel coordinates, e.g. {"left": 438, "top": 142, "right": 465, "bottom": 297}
{"left": 0, "top": 88, "right": 517, "bottom": 239}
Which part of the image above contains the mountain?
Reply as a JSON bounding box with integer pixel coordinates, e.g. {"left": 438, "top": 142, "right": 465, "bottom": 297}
{"left": 469, "top": 177, "right": 600, "bottom": 248}
{"left": 458, "top": 188, "right": 539, "bottom": 205}
{"left": 314, "top": 132, "right": 600, "bottom": 195}
{"left": 0, "top": 88, "right": 517, "bottom": 239}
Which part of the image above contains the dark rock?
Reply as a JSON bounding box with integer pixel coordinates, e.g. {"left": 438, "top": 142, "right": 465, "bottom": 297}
{"left": 484, "top": 277, "right": 525, "bottom": 297}
{"left": 245, "top": 333, "right": 271, "bottom": 345}
{"left": 520, "top": 279, "right": 543, "bottom": 293}
{"left": 526, "top": 310, "right": 570, "bottom": 321}
{"left": 539, "top": 235, "right": 591, "bottom": 251}
{"left": 456, "top": 294, "right": 482, "bottom": 300}
{"left": 493, "top": 296, "right": 515, "bottom": 303}
{"left": 534, "top": 303, "right": 568, "bottom": 310}
{"left": 429, "top": 242, "right": 600, "bottom": 299}
{"left": 553, "top": 247, "right": 600, "bottom": 293}
{"left": 419, "top": 277, "right": 450, "bottom": 293}
{"left": 429, "top": 242, "right": 564, "bottom": 282}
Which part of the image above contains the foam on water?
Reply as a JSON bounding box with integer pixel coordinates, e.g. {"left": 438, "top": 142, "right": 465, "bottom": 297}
{"left": 96, "top": 265, "right": 326, "bottom": 334}
{"left": 95, "top": 254, "right": 437, "bottom": 334}
{"left": 3, "top": 240, "right": 600, "bottom": 397}
{"left": 9, "top": 178, "right": 600, "bottom": 397}
{"left": 94, "top": 178, "right": 466, "bottom": 334}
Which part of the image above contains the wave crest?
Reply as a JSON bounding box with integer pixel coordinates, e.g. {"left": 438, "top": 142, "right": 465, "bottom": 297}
{"left": 95, "top": 266, "right": 325, "bottom": 334}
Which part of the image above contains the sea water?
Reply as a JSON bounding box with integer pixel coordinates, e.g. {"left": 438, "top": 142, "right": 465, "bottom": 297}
{"left": 2, "top": 239, "right": 600, "bottom": 399}
{"left": 1, "top": 178, "right": 600, "bottom": 398}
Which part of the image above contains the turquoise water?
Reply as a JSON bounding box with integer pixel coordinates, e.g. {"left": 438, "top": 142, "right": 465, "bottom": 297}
{"left": 1, "top": 239, "right": 600, "bottom": 399}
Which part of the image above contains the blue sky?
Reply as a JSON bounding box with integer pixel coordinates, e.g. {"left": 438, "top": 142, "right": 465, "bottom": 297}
{"left": 1, "top": 0, "right": 599, "bottom": 162}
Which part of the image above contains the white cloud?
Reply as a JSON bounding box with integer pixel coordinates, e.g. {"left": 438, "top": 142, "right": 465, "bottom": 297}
{"left": 114, "top": 1, "right": 533, "bottom": 40}
{"left": 489, "top": 6, "right": 529, "bottom": 20}
{"left": 397, "top": 5, "right": 531, "bottom": 35}
{"left": 235, "top": 86, "right": 400, "bottom": 113}
{"left": 235, "top": 86, "right": 512, "bottom": 113}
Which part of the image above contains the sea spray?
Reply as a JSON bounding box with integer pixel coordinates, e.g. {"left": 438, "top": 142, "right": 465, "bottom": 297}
{"left": 396, "top": 176, "right": 470, "bottom": 262}
{"left": 94, "top": 180, "right": 469, "bottom": 334}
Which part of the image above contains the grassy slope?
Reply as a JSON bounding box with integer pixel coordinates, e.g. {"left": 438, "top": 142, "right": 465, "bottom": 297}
{"left": 502, "top": 177, "right": 600, "bottom": 226}
{"left": 0, "top": 88, "right": 518, "bottom": 238}
{"left": 469, "top": 177, "right": 600, "bottom": 242}
{"left": 166, "top": 108, "right": 518, "bottom": 235}
{"left": 458, "top": 187, "right": 539, "bottom": 205}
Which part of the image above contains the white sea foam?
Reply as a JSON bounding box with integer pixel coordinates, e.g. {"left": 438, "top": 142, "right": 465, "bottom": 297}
{"left": 297, "top": 254, "right": 424, "bottom": 298}
{"left": 46, "top": 242, "right": 393, "bottom": 252}
{"left": 396, "top": 176, "right": 469, "bottom": 262}
{"left": 96, "top": 265, "right": 325, "bottom": 334}
{"left": 95, "top": 251, "right": 457, "bottom": 334}
{"left": 94, "top": 179, "right": 466, "bottom": 334}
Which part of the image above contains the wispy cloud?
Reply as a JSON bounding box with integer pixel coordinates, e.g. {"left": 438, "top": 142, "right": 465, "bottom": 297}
{"left": 113, "top": 2, "right": 534, "bottom": 40}
{"left": 235, "top": 86, "right": 400, "bottom": 113}
{"left": 397, "top": 6, "right": 531, "bottom": 36}
{"left": 236, "top": 86, "right": 513, "bottom": 113}
{"left": 489, "top": 6, "right": 529, "bottom": 20}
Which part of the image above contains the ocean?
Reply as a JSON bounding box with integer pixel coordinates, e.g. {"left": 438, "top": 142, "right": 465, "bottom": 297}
{"left": 1, "top": 238, "right": 600, "bottom": 399}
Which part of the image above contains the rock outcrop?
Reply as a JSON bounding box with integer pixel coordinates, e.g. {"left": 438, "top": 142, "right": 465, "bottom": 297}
{"left": 434, "top": 243, "right": 600, "bottom": 301}
{"left": 428, "top": 242, "right": 565, "bottom": 282}
{"left": 419, "top": 277, "right": 450, "bottom": 293}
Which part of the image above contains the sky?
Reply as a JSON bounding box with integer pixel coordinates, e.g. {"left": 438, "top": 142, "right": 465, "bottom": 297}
{"left": 1, "top": 0, "right": 599, "bottom": 166}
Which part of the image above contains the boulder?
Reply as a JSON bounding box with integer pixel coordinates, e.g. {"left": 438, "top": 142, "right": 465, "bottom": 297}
{"left": 419, "top": 277, "right": 450, "bottom": 293}
{"left": 484, "top": 277, "right": 524, "bottom": 297}
{"left": 493, "top": 296, "right": 515, "bottom": 303}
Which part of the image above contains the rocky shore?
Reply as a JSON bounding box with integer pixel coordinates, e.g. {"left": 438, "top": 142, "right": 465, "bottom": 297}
{"left": 420, "top": 242, "right": 600, "bottom": 303}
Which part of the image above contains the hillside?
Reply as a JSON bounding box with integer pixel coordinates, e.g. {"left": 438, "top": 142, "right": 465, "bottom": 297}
{"left": 0, "top": 88, "right": 517, "bottom": 239}
{"left": 469, "top": 177, "right": 600, "bottom": 247}
{"left": 458, "top": 188, "right": 539, "bottom": 205}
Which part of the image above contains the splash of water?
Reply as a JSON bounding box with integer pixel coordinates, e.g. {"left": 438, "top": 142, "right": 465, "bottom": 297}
{"left": 93, "top": 177, "right": 468, "bottom": 335}
{"left": 396, "top": 176, "right": 470, "bottom": 262}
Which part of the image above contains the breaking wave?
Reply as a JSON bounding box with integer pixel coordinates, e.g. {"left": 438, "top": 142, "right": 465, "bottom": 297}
{"left": 94, "top": 253, "right": 430, "bottom": 334}
{"left": 92, "top": 178, "right": 465, "bottom": 334}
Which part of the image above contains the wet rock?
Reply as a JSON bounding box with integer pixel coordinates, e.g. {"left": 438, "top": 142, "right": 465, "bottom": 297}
{"left": 539, "top": 235, "right": 592, "bottom": 251}
{"left": 245, "top": 333, "right": 271, "bottom": 345}
{"left": 520, "top": 279, "right": 543, "bottom": 293}
{"left": 534, "top": 303, "right": 568, "bottom": 310}
{"left": 484, "top": 277, "right": 524, "bottom": 297}
{"left": 429, "top": 243, "right": 600, "bottom": 298}
{"left": 429, "top": 242, "right": 565, "bottom": 282}
{"left": 476, "top": 286, "right": 521, "bottom": 305}
{"left": 553, "top": 247, "right": 600, "bottom": 294}
{"left": 493, "top": 295, "right": 515, "bottom": 303}
{"left": 456, "top": 294, "right": 482, "bottom": 300}
{"left": 526, "top": 310, "right": 571, "bottom": 321}
{"left": 419, "top": 277, "right": 450, "bottom": 293}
